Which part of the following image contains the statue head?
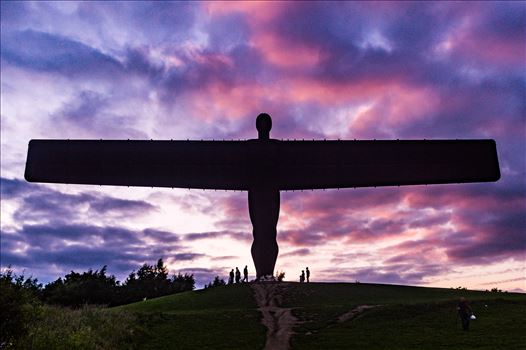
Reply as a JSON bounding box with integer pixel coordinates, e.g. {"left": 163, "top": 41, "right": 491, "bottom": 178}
{"left": 256, "top": 113, "right": 272, "bottom": 140}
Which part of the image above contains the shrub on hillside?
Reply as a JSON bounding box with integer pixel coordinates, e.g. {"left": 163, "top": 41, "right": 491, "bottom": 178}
{"left": 204, "top": 276, "right": 226, "bottom": 289}
{"left": 118, "top": 259, "right": 195, "bottom": 304}
{"left": 42, "top": 259, "right": 195, "bottom": 307}
{"left": 0, "top": 268, "right": 42, "bottom": 349}
{"left": 275, "top": 271, "right": 286, "bottom": 282}
{"left": 17, "top": 305, "right": 145, "bottom": 350}
{"left": 43, "top": 266, "right": 118, "bottom": 307}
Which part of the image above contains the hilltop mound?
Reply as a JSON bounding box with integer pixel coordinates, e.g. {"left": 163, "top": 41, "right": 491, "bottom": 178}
{"left": 117, "top": 282, "right": 526, "bottom": 349}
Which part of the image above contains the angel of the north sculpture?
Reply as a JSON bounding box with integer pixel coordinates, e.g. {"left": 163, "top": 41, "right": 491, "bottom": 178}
{"left": 25, "top": 113, "right": 500, "bottom": 279}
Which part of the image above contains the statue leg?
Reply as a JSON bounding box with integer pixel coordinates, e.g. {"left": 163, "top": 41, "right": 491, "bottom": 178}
{"left": 248, "top": 188, "right": 280, "bottom": 279}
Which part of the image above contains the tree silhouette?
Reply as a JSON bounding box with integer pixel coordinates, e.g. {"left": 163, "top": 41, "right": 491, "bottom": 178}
{"left": 40, "top": 258, "right": 195, "bottom": 307}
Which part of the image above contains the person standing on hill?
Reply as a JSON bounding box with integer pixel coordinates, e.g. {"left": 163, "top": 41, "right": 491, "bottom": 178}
{"left": 306, "top": 267, "right": 310, "bottom": 282}
{"left": 457, "top": 297, "right": 473, "bottom": 331}
{"left": 229, "top": 269, "right": 234, "bottom": 284}
{"left": 300, "top": 270, "right": 305, "bottom": 283}
{"left": 235, "top": 267, "right": 241, "bottom": 283}
{"left": 243, "top": 265, "right": 249, "bottom": 282}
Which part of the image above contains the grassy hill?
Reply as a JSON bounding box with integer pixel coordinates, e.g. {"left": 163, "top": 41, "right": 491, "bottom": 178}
{"left": 116, "top": 284, "right": 266, "bottom": 349}
{"left": 116, "top": 282, "right": 526, "bottom": 349}
{"left": 280, "top": 283, "right": 526, "bottom": 349}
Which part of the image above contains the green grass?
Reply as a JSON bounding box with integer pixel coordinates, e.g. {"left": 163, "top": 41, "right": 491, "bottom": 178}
{"left": 115, "top": 284, "right": 266, "bottom": 350}
{"left": 54, "top": 282, "right": 523, "bottom": 349}
{"left": 277, "top": 283, "right": 526, "bottom": 350}
{"left": 17, "top": 305, "right": 144, "bottom": 350}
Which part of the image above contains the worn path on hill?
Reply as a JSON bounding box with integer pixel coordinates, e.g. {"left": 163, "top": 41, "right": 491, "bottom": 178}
{"left": 251, "top": 283, "right": 298, "bottom": 350}
{"left": 251, "top": 282, "right": 381, "bottom": 349}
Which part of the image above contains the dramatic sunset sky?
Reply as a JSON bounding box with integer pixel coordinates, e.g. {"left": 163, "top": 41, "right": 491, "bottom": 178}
{"left": 1, "top": 2, "right": 525, "bottom": 291}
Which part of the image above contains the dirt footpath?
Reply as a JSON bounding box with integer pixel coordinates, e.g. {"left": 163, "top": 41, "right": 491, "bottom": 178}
{"left": 337, "top": 304, "right": 379, "bottom": 323}
{"left": 251, "top": 283, "right": 298, "bottom": 350}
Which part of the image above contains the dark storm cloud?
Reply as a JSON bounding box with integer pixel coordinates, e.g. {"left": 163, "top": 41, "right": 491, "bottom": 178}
{"left": 16, "top": 191, "right": 155, "bottom": 222}
{"left": 267, "top": 2, "right": 524, "bottom": 82}
{"left": 155, "top": 45, "right": 267, "bottom": 106}
{"left": 111, "top": 2, "right": 198, "bottom": 45}
{"left": 11, "top": 224, "right": 142, "bottom": 248}
{"left": 282, "top": 188, "right": 404, "bottom": 213}
{"left": 397, "top": 78, "right": 526, "bottom": 139}
{"left": 1, "top": 177, "right": 156, "bottom": 223}
{"left": 49, "top": 89, "right": 149, "bottom": 139}
{"left": 53, "top": 90, "right": 108, "bottom": 124}
{"left": 0, "top": 27, "right": 211, "bottom": 101}
{"left": 268, "top": 104, "right": 332, "bottom": 140}
{"left": 1, "top": 30, "right": 122, "bottom": 77}
{"left": 1, "top": 26, "right": 238, "bottom": 93}
{"left": 31, "top": 245, "right": 138, "bottom": 270}
{"left": 0, "top": 1, "right": 28, "bottom": 25}
{"left": 1, "top": 178, "right": 35, "bottom": 198}
{"left": 330, "top": 252, "right": 373, "bottom": 265}
{"left": 276, "top": 174, "right": 525, "bottom": 266}
{"left": 445, "top": 212, "right": 526, "bottom": 263}
{"left": 323, "top": 263, "right": 448, "bottom": 285}
{"left": 480, "top": 277, "right": 526, "bottom": 286}
{"left": 1, "top": 223, "right": 183, "bottom": 280}
{"left": 1, "top": 29, "right": 163, "bottom": 85}
{"left": 261, "top": 2, "right": 431, "bottom": 82}
{"left": 381, "top": 185, "right": 526, "bottom": 266}
{"left": 407, "top": 214, "right": 450, "bottom": 229}
{"left": 211, "top": 255, "right": 238, "bottom": 261}
{"left": 142, "top": 229, "right": 180, "bottom": 244}
{"left": 184, "top": 230, "right": 251, "bottom": 242}
{"left": 484, "top": 3, "right": 526, "bottom": 46}
{"left": 281, "top": 248, "right": 311, "bottom": 258}
{"left": 206, "top": 11, "right": 252, "bottom": 52}
{"left": 173, "top": 253, "right": 206, "bottom": 261}
{"left": 279, "top": 189, "right": 420, "bottom": 246}
{"left": 1, "top": 2, "right": 199, "bottom": 48}
{"left": 3, "top": 244, "right": 142, "bottom": 279}
{"left": 123, "top": 47, "right": 165, "bottom": 78}
{"left": 89, "top": 196, "right": 155, "bottom": 214}
{"left": 268, "top": 2, "right": 368, "bottom": 51}
{"left": 449, "top": 2, "right": 526, "bottom": 67}
{"left": 279, "top": 214, "right": 409, "bottom": 246}
{"left": 279, "top": 230, "right": 326, "bottom": 247}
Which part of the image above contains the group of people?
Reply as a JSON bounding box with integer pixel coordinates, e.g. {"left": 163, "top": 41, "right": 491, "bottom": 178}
{"left": 299, "top": 267, "right": 310, "bottom": 283}
{"left": 228, "top": 266, "right": 249, "bottom": 284}
{"left": 227, "top": 266, "right": 312, "bottom": 283}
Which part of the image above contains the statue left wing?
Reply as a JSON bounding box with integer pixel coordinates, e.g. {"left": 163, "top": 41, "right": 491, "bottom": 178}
{"left": 24, "top": 140, "right": 252, "bottom": 190}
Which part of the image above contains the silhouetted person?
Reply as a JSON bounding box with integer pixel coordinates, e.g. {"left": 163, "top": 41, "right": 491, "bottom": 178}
{"left": 235, "top": 267, "right": 241, "bottom": 283}
{"left": 457, "top": 297, "right": 473, "bottom": 331}
{"left": 300, "top": 270, "right": 305, "bottom": 283}
{"left": 229, "top": 269, "right": 234, "bottom": 285}
{"left": 243, "top": 265, "right": 249, "bottom": 282}
{"left": 306, "top": 267, "right": 310, "bottom": 283}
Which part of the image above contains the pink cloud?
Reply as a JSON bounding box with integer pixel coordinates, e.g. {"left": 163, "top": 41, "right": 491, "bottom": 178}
{"left": 204, "top": 1, "right": 321, "bottom": 71}
{"left": 250, "top": 32, "right": 321, "bottom": 69}
{"left": 204, "top": 1, "right": 283, "bottom": 23}
{"left": 447, "top": 15, "right": 525, "bottom": 67}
